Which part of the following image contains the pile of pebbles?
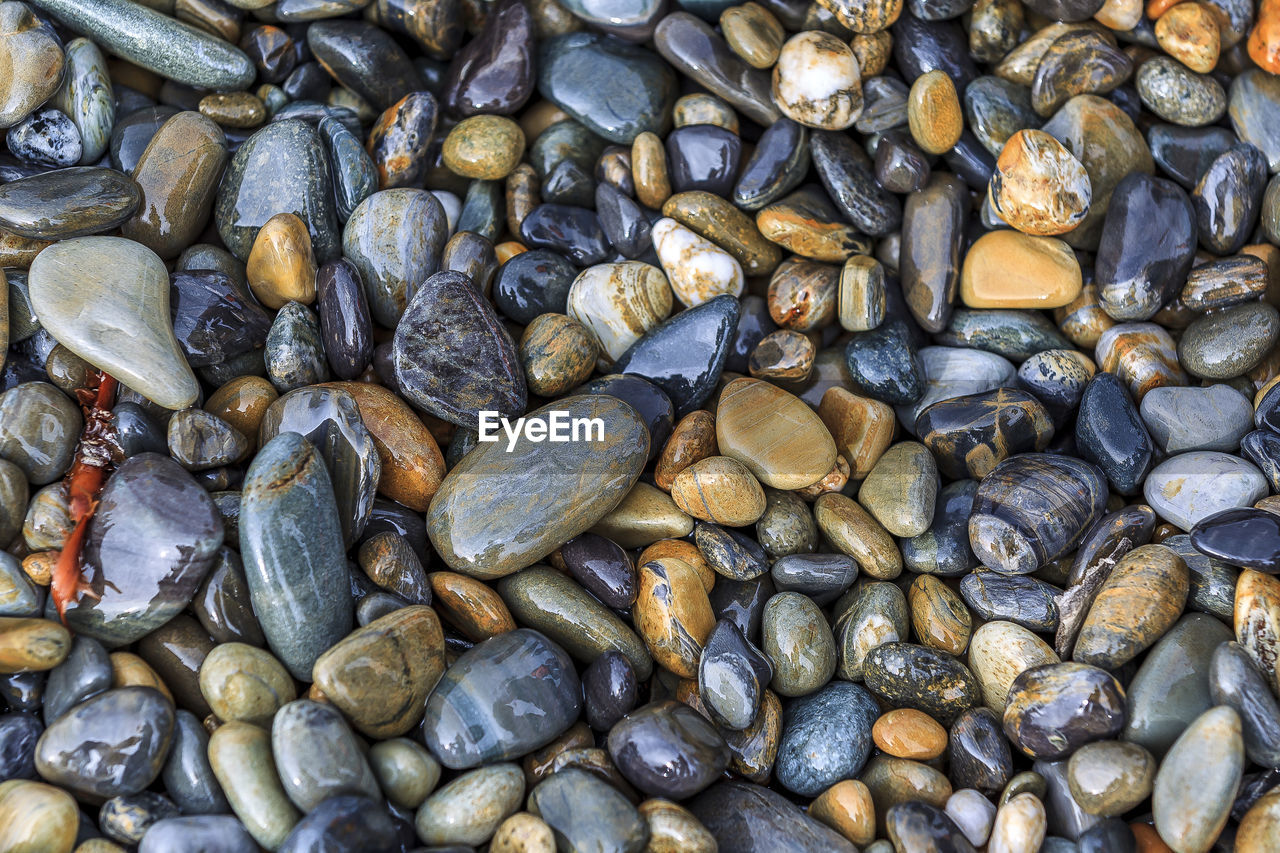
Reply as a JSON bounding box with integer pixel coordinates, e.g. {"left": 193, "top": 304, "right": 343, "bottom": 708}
{"left": 1, "top": 0, "right": 1280, "bottom": 850}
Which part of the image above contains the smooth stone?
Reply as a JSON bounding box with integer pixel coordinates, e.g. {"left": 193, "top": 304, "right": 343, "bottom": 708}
{"left": 567, "top": 261, "right": 672, "bottom": 363}
{"left": 734, "top": 118, "right": 809, "bottom": 211}
{"left": 633, "top": 555, "right": 713, "bottom": 677}
{"left": 1190, "top": 507, "right": 1280, "bottom": 575}
{"left": 421, "top": 629, "right": 581, "bottom": 769}
{"left": 214, "top": 120, "right": 339, "bottom": 264}
{"left": 276, "top": 795, "right": 396, "bottom": 853}
{"left": 1140, "top": 384, "right": 1252, "bottom": 454}
{"left": 585, "top": 651, "right": 638, "bottom": 732}
{"left": 520, "top": 203, "right": 611, "bottom": 266}
{"left": 366, "top": 92, "right": 440, "bottom": 191}
{"left": 28, "top": 237, "right": 198, "bottom": 409}
{"left": 208, "top": 721, "right": 301, "bottom": 849}
{"left": 305, "top": 21, "right": 422, "bottom": 110}
{"left": 428, "top": 395, "right": 647, "bottom": 578}
{"left": 937, "top": 308, "right": 1072, "bottom": 362}
{"left": 1191, "top": 142, "right": 1268, "bottom": 254}
{"left": 771, "top": 554, "right": 857, "bottom": 605}
{"left": 1151, "top": 707, "right": 1243, "bottom": 853}
{"left": 811, "top": 129, "right": 901, "bottom": 236}
{"left": 259, "top": 386, "right": 379, "bottom": 547}
{"left": 1136, "top": 56, "right": 1226, "bottom": 126}
{"left": 717, "top": 377, "right": 837, "bottom": 490}
{"left": 199, "top": 642, "right": 295, "bottom": 727}
{"left": 238, "top": 432, "right": 353, "bottom": 680}
{"left": 614, "top": 294, "right": 738, "bottom": 417}
{"left": 863, "top": 759, "right": 955, "bottom": 835}
{"left": 170, "top": 270, "right": 270, "bottom": 371}
{"left": 0, "top": 2, "right": 64, "bottom": 129}
{"left": 1073, "top": 542, "right": 1188, "bottom": 670}
{"left": 762, "top": 591, "right": 836, "bottom": 697}
{"left": 772, "top": 31, "right": 862, "bottom": 131}
{"left": 843, "top": 318, "right": 924, "bottom": 405}
{"left": 264, "top": 301, "right": 327, "bottom": 393}
{"left": 0, "top": 168, "right": 138, "bottom": 241}
{"left": 652, "top": 217, "right": 744, "bottom": 308}
{"left": 961, "top": 571, "right": 1058, "bottom": 632}
{"left": 0, "top": 780, "right": 78, "bottom": 853}
{"left": 138, "top": 815, "right": 256, "bottom": 853}
{"left": 903, "top": 480, "right": 979, "bottom": 578}
{"left": 319, "top": 115, "right": 376, "bottom": 222}
{"left": 41, "top": 636, "right": 109, "bottom": 727}
{"left": 608, "top": 700, "right": 728, "bottom": 799}
{"left": 271, "top": 699, "right": 378, "bottom": 813}
{"left": 653, "top": 13, "right": 781, "bottom": 127}
{"left": 0, "top": 552, "right": 38, "bottom": 617}
{"left": 415, "top": 763, "right": 523, "bottom": 847}
{"left": 165, "top": 408, "right": 244, "bottom": 469}
{"left": 442, "top": 0, "right": 534, "bottom": 116}
{"left": 947, "top": 789, "right": 997, "bottom": 847}
{"left": 315, "top": 259, "right": 372, "bottom": 381}
{"left": 368, "top": 738, "right": 440, "bottom": 811}
{"left": 1094, "top": 172, "right": 1197, "bottom": 321}
{"left": 528, "top": 768, "right": 650, "bottom": 853}
{"left": 496, "top": 249, "right": 576, "bottom": 326}
{"left": 35, "top": 686, "right": 174, "bottom": 802}
{"left": 1210, "top": 641, "right": 1280, "bottom": 768}
{"left": 969, "top": 621, "right": 1059, "bottom": 715}
{"left": 776, "top": 681, "right": 878, "bottom": 797}
{"left": 959, "top": 231, "right": 1082, "bottom": 311}
{"left": 1179, "top": 301, "right": 1279, "bottom": 379}
{"left": 132, "top": 616, "right": 211, "bottom": 717}
{"left": 969, "top": 454, "right": 1108, "bottom": 575}
{"left": 9, "top": 114, "right": 86, "bottom": 170}
{"left": 948, "top": 708, "right": 1014, "bottom": 796}
{"left": 891, "top": 12, "right": 977, "bottom": 89}
{"left": 917, "top": 388, "right": 1053, "bottom": 481}
{"left": 897, "top": 346, "right": 1016, "bottom": 431}
{"left": 122, "top": 112, "right": 228, "bottom": 259}
{"left": 538, "top": 33, "right": 675, "bottom": 144}
{"left": 1229, "top": 69, "right": 1280, "bottom": 173}
{"left": 1002, "top": 663, "right": 1125, "bottom": 760}
{"left": 1143, "top": 450, "right": 1268, "bottom": 531}
{"left": 864, "top": 642, "right": 979, "bottom": 725}
{"left": 1065, "top": 741, "right": 1155, "bottom": 818}
{"left": 29, "top": 0, "right": 253, "bottom": 90}
{"left": 989, "top": 129, "right": 1092, "bottom": 237}
{"left": 698, "top": 619, "right": 771, "bottom": 729}
{"left": 598, "top": 183, "right": 652, "bottom": 259}
{"left": 859, "top": 442, "right": 937, "bottom": 538}
{"left": 1123, "top": 612, "right": 1232, "bottom": 757}
{"left": 161, "top": 711, "right": 229, "bottom": 815}
{"left": 343, "top": 188, "right": 448, "bottom": 328}
{"left": 312, "top": 606, "right": 445, "bottom": 739}
{"left": 689, "top": 780, "right": 857, "bottom": 852}
{"left": 0, "top": 382, "right": 80, "bottom": 485}
{"left": 98, "top": 791, "right": 179, "bottom": 844}
{"left": 63, "top": 454, "right": 223, "bottom": 646}
{"left": 1163, "top": 533, "right": 1237, "bottom": 620}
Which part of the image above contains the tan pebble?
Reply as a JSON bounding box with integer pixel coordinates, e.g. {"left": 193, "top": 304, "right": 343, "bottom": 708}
{"left": 205, "top": 375, "right": 278, "bottom": 452}
{"left": 968, "top": 621, "right": 1059, "bottom": 713}
{"left": 809, "top": 779, "right": 876, "bottom": 846}
{"left": 716, "top": 377, "right": 838, "bottom": 490}
{"left": 813, "top": 492, "right": 903, "bottom": 579}
{"left": 961, "top": 229, "right": 1083, "bottom": 309}
{"left": 638, "top": 539, "right": 715, "bottom": 593}
{"left": 198, "top": 92, "right": 266, "bottom": 128}
{"left": 429, "top": 571, "right": 517, "bottom": 642}
{"left": 1054, "top": 284, "right": 1115, "bottom": 348}
{"left": 673, "top": 93, "right": 739, "bottom": 132}
{"left": 817, "top": 387, "right": 896, "bottom": 480}
{"left": 442, "top": 114, "right": 526, "bottom": 180}
{"left": 566, "top": 261, "right": 672, "bottom": 362}
{"left": 639, "top": 798, "right": 717, "bottom": 852}
{"left": 654, "top": 410, "right": 718, "bottom": 491}
{"left": 908, "top": 70, "right": 963, "bottom": 155}
{"left": 872, "top": 708, "right": 949, "bottom": 760}
{"left": 490, "top": 812, "right": 555, "bottom": 853}
{"left": 851, "top": 30, "right": 893, "bottom": 77}
{"left": 721, "top": 2, "right": 785, "bottom": 69}
{"left": 245, "top": 212, "right": 316, "bottom": 309}
{"left": 109, "top": 651, "right": 175, "bottom": 704}
{"left": 0, "top": 617, "right": 70, "bottom": 673}
{"left": 749, "top": 329, "right": 816, "bottom": 382}
{"left": 591, "top": 481, "right": 693, "bottom": 549}
{"left": 989, "top": 129, "right": 1092, "bottom": 236}
{"left": 632, "top": 131, "right": 672, "bottom": 210}
{"left": 518, "top": 313, "right": 598, "bottom": 397}
{"left": 1156, "top": 2, "right": 1221, "bottom": 73}
{"left": 671, "top": 455, "right": 767, "bottom": 526}
{"left": 21, "top": 551, "right": 55, "bottom": 586}
{"left": 634, "top": 557, "right": 715, "bottom": 678}
{"left": 0, "top": 779, "right": 79, "bottom": 853}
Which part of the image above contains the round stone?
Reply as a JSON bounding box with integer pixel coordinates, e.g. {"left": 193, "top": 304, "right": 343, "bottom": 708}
{"left": 989, "top": 129, "right": 1092, "bottom": 236}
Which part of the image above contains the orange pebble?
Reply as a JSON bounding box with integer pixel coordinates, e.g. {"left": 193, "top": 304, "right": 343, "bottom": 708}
{"left": 871, "top": 708, "right": 949, "bottom": 759}
{"left": 1250, "top": 0, "right": 1280, "bottom": 72}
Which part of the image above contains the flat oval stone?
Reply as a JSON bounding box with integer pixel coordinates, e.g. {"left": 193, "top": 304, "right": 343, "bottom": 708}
{"left": 609, "top": 700, "right": 729, "bottom": 800}
{"left": 864, "top": 642, "right": 979, "bottom": 725}
{"left": 1143, "top": 450, "right": 1268, "bottom": 531}
{"left": 427, "top": 395, "right": 647, "bottom": 579}
{"left": 29, "top": 236, "right": 199, "bottom": 410}
{"left": 392, "top": 269, "right": 525, "bottom": 427}
{"left": 214, "top": 119, "right": 339, "bottom": 263}
{"left": 1140, "top": 384, "right": 1252, "bottom": 455}
{"left": 969, "top": 454, "right": 1108, "bottom": 575}
{"left": 762, "top": 591, "right": 836, "bottom": 697}
{"left": 239, "top": 431, "right": 354, "bottom": 680}
{"left": 653, "top": 13, "right": 781, "bottom": 127}
{"left": 1179, "top": 301, "right": 1279, "bottom": 380}
{"left": 343, "top": 188, "right": 448, "bottom": 328}
{"left": 1122, "top": 612, "right": 1232, "bottom": 758}
{"left": 717, "top": 377, "right": 836, "bottom": 490}
{"left": 1151, "top": 706, "right": 1242, "bottom": 853}
{"left": 415, "top": 763, "right": 523, "bottom": 847}
{"left": 64, "top": 454, "right": 223, "bottom": 647}
{"left": 0, "top": 168, "right": 138, "bottom": 241}
{"left": 0, "top": 3, "right": 64, "bottom": 129}
{"left": 776, "top": 681, "right": 878, "bottom": 796}
{"left": 538, "top": 33, "right": 675, "bottom": 144}
{"left": 271, "top": 699, "right": 379, "bottom": 813}
{"left": 35, "top": 686, "right": 174, "bottom": 802}
{"left": 421, "top": 629, "right": 581, "bottom": 769}
{"left": 1002, "top": 663, "right": 1125, "bottom": 760}
{"left": 0, "top": 780, "right": 78, "bottom": 853}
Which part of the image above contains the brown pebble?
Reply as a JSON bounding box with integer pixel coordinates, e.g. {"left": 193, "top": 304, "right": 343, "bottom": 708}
{"left": 429, "top": 571, "right": 517, "bottom": 642}
{"left": 720, "top": 2, "right": 785, "bottom": 69}
{"left": 654, "top": 410, "right": 719, "bottom": 491}
{"left": 198, "top": 92, "right": 266, "bottom": 128}
{"left": 632, "top": 131, "right": 672, "bottom": 210}
{"left": 809, "top": 779, "right": 876, "bottom": 846}
{"left": 1156, "top": 2, "right": 1221, "bottom": 73}
{"left": 671, "top": 455, "right": 767, "bottom": 526}
{"left": 638, "top": 539, "right": 715, "bottom": 593}
{"left": 245, "top": 212, "right": 317, "bottom": 309}
{"left": 871, "top": 708, "right": 949, "bottom": 760}
{"left": 748, "top": 329, "right": 816, "bottom": 382}
{"left": 907, "top": 70, "right": 963, "bottom": 155}
{"left": 518, "top": 313, "right": 598, "bottom": 397}
{"left": 989, "top": 129, "right": 1093, "bottom": 236}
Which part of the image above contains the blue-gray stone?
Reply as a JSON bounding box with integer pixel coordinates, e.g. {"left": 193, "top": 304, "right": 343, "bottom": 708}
{"left": 43, "top": 636, "right": 111, "bottom": 726}
{"left": 0, "top": 551, "right": 40, "bottom": 616}
{"left": 775, "top": 681, "right": 879, "bottom": 797}
{"left": 529, "top": 768, "right": 649, "bottom": 853}
{"left": 239, "top": 432, "right": 354, "bottom": 680}
{"left": 161, "top": 710, "right": 229, "bottom": 815}
{"left": 140, "top": 816, "right": 258, "bottom": 853}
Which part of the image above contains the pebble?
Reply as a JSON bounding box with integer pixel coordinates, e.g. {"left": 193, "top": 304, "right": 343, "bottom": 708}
{"left": 1140, "top": 384, "right": 1252, "bottom": 454}
{"left": 208, "top": 721, "right": 300, "bottom": 849}
{"left": 772, "top": 31, "right": 862, "bottom": 131}
{"left": 960, "top": 230, "right": 1082, "bottom": 309}
{"left": 1152, "top": 706, "right": 1243, "bottom": 853}
{"left": 1143, "top": 450, "right": 1269, "bottom": 531}
{"left": 415, "top": 762, "right": 523, "bottom": 847}
{"left": 989, "top": 129, "right": 1092, "bottom": 236}
{"left": 1066, "top": 741, "right": 1156, "bottom": 817}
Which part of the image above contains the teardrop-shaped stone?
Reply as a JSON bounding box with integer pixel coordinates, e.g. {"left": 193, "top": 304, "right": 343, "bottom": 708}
{"left": 392, "top": 270, "right": 526, "bottom": 427}
{"left": 1073, "top": 544, "right": 1189, "bottom": 670}
{"left": 427, "top": 395, "right": 648, "bottom": 579}
{"left": 1151, "top": 706, "right": 1242, "bottom": 853}
{"left": 28, "top": 236, "right": 199, "bottom": 410}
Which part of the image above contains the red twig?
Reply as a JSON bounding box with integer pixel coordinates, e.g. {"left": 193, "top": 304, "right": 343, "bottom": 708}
{"left": 51, "top": 371, "right": 122, "bottom": 623}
